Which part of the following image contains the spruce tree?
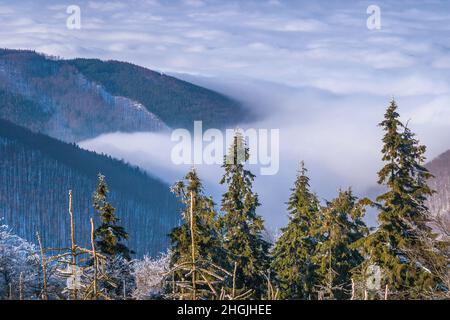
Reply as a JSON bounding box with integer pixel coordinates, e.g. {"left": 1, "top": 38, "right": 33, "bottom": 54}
{"left": 169, "top": 169, "right": 224, "bottom": 269}
{"left": 362, "top": 100, "right": 436, "bottom": 298}
{"left": 219, "top": 132, "right": 270, "bottom": 298}
{"left": 315, "top": 189, "right": 368, "bottom": 300}
{"left": 271, "top": 162, "right": 321, "bottom": 299}
{"left": 169, "top": 168, "right": 224, "bottom": 299}
{"left": 93, "top": 174, "right": 132, "bottom": 260}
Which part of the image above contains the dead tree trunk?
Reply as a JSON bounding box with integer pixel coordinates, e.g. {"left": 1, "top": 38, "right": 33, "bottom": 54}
{"left": 36, "top": 232, "right": 48, "bottom": 300}
{"left": 19, "top": 272, "right": 24, "bottom": 300}
{"left": 68, "top": 190, "right": 78, "bottom": 300}
{"left": 90, "top": 218, "right": 98, "bottom": 299}
{"left": 190, "top": 191, "right": 197, "bottom": 300}
{"left": 351, "top": 279, "right": 355, "bottom": 300}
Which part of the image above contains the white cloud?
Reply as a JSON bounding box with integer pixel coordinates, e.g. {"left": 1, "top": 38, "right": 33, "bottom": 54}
{"left": 183, "top": 0, "right": 205, "bottom": 7}
{"left": 409, "top": 95, "right": 450, "bottom": 125}
{"left": 87, "top": 1, "right": 128, "bottom": 11}
{"left": 245, "top": 17, "right": 327, "bottom": 33}
{"left": 0, "top": 6, "right": 14, "bottom": 14}
{"left": 279, "top": 19, "right": 327, "bottom": 32}
{"left": 433, "top": 56, "right": 450, "bottom": 69}
{"left": 184, "top": 45, "right": 207, "bottom": 53}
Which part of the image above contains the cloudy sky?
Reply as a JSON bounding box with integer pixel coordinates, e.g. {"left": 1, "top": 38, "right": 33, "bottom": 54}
{"left": 1, "top": 0, "right": 450, "bottom": 228}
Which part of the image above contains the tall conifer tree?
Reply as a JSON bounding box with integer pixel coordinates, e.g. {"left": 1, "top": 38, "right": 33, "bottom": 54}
{"left": 220, "top": 132, "right": 270, "bottom": 297}
{"left": 362, "top": 100, "right": 436, "bottom": 298}
{"left": 169, "top": 168, "right": 224, "bottom": 299}
{"left": 271, "top": 162, "right": 321, "bottom": 299}
{"left": 169, "top": 168, "right": 223, "bottom": 268}
{"left": 92, "top": 174, "right": 133, "bottom": 298}
{"left": 93, "top": 174, "right": 132, "bottom": 260}
{"left": 315, "top": 189, "right": 368, "bottom": 300}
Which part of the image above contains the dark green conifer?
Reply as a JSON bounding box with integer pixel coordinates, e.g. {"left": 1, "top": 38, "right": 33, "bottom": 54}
{"left": 271, "top": 162, "right": 321, "bottom": 299}
{"left": 315, "top": 189, "right": 368, "bottom": 300}
{"left": 169, "top": 168, "right": 224, "bottom": 299}
{"left": 169, "top": 168, "right": 223, "bottom": 268}
{"left": 93, "top": 174, "right": 132, "bottom": 260}
{"left": 219, "top": 132, "right": 270, "bottom": 298}
{"left": 362, "top": 100, "right": 436, "bottom": 298}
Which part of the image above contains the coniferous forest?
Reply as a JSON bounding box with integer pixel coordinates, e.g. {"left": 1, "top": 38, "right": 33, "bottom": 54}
{"left": 0, "top": 118, "right": 180, "bottom": 257}
{"left": 1, "top": 100, "right": 449, "bottom": 300}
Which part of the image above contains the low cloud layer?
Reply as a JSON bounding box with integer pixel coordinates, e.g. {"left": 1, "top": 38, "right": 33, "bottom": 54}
{"left": 79, "top": 79, "right": 450, "bottom": 229}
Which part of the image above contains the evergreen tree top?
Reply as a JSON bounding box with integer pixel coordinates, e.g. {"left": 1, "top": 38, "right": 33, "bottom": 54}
{"left": 93, "top": 173, "right": 132, "bottom": 260}
{"left": 219, "top": 132, "right": 270, "bottom": 297}
{"left": 171, "top": 167, "right": 218, "bottom": 226}
{"left": 171, "top": 168, "right": 203, "bottom": 200}
{"left": 271, "top": 161, "right": 323, "bottom": 299}
{"left": 93, "top": 173, "right": 118, "bottom": 225}
{"left": 223, "top": 130, "right": 251, "bottom": 169}
{"left": 287, "top": 161, "right": 320, "bottom": 221}
{"left": 220, "top": 132, "right": 259, "bottom": 218}
{"left": 363, "top": 100, "right": 437, "bottom": 297}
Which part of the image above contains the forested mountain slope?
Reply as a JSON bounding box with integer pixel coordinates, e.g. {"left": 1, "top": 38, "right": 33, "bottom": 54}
{"left": 0, "top": 119, "right": 180, "bottom": 257}
{"left": 426, "top": 150, "right": 450, "bottom": 218}
{"left": 0, "top": 49, "right": 248, "bottom": 142}
{"left": 0, "top": 49, "right": 167, "bottom": 142}
{"left": 68, "top": 58, "right": 249, "bottom": 129}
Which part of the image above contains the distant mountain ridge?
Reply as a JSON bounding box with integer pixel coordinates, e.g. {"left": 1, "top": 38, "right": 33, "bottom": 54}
{"left": 68, "top": 58, "right": 249, "bottom": 129}
{"left": 0, "top": 118, "right": 180, "bottom": 256}
{"left": 0, "top": 49, "right": 248, "bottom": 142}
{"left": 426, "top": 150, "right": 450, "bottom": 218}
